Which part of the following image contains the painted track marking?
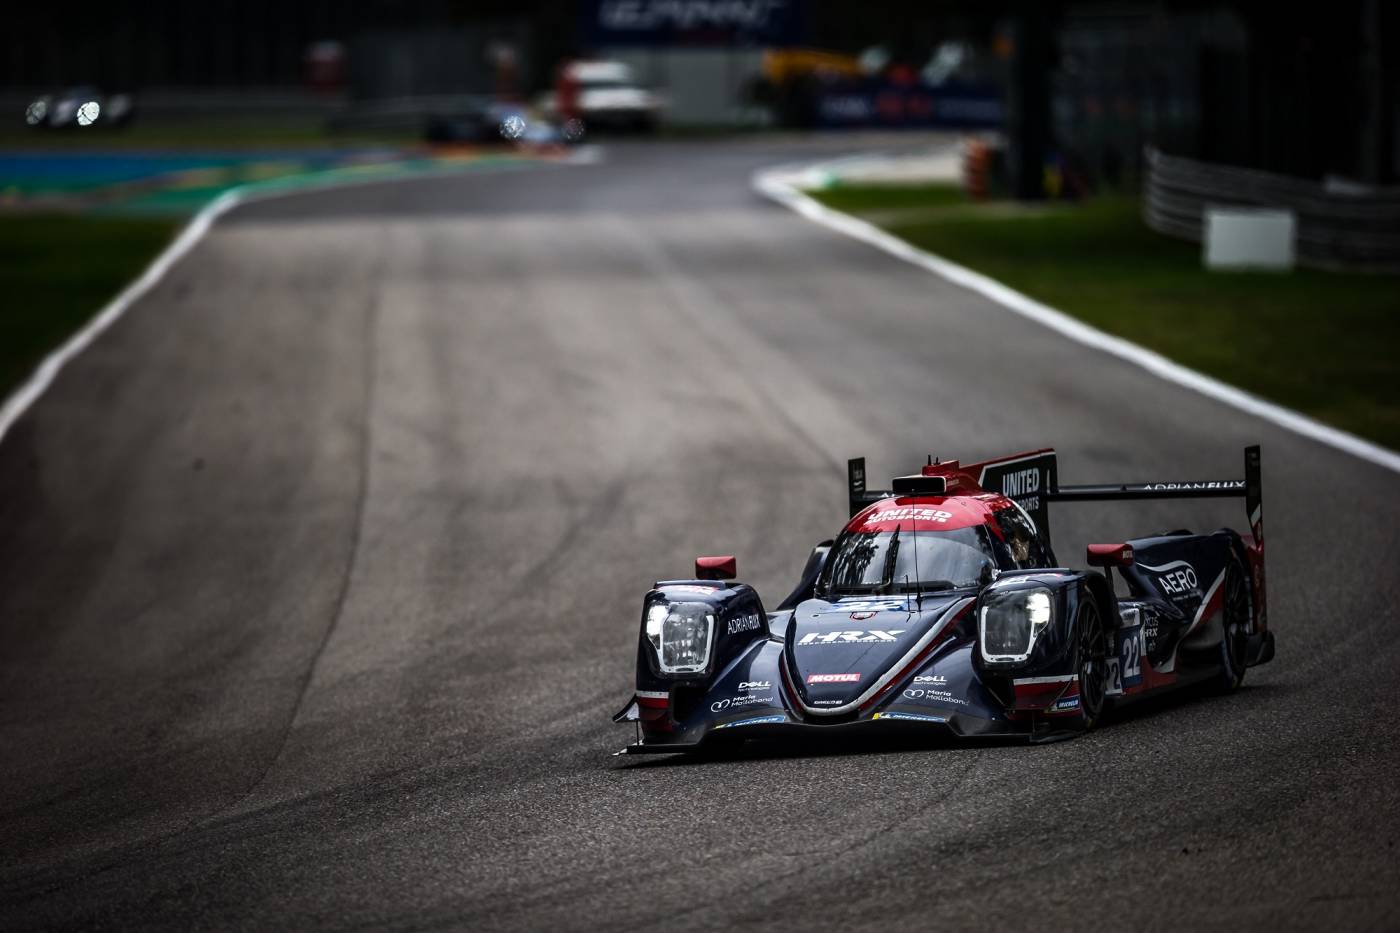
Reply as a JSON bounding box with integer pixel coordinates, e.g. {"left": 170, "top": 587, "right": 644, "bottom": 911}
{"left": 753, "top": 162, "right": 1400, "bottom": 476}
{"left": 0, "top": 152, "right": 597, "bottom": 447}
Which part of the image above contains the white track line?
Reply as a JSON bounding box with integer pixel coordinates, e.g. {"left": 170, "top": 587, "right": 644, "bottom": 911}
{"left": 0, "top": 155, "right": 593, "bottom": 447}
{"left": 0, "top": 189, "right": 241, "bottom": 446}
{"left": 753, "top": 164, "right": 1400, "bottom": 476}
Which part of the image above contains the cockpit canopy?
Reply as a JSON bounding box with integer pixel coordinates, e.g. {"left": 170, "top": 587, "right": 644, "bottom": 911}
{"left": 818, "top": 498, "right": 1051, "bottom": 597}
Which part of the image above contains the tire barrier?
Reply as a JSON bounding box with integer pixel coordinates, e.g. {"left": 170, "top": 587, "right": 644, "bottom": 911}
{"left": 1144, "top": 147, "right": 1400, "bottom": 273}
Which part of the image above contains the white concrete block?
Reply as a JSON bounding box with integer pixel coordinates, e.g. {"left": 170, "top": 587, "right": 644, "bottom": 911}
{"left": 1204, "top": 207, "right": 1296, "bottom": 270}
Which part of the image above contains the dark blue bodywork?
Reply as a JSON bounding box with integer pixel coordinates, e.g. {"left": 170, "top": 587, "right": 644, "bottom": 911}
{"left": 615, "top": 447, "right": 1274, "bottom": 754}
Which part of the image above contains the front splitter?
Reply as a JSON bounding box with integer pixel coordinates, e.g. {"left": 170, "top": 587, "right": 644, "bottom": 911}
{"left": 619, "top": 707, "right": 1032, "bottom": 754}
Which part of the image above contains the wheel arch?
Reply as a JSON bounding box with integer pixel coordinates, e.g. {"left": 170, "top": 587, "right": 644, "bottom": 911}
{"left": 1078, "top": 570, "right": 1118, "bottom": 632}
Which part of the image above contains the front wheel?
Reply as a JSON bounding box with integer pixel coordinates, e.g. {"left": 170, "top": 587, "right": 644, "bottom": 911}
{"left": 1072, "top": 597, "right": 1109, "bottom": 729}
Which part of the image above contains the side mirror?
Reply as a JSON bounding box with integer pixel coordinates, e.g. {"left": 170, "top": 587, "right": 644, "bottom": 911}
{"left": 1086, "top": 543, "right": 1134, "bottom": 568}
{"left": 695, "top": 555, "right": 737, "bottom": 580}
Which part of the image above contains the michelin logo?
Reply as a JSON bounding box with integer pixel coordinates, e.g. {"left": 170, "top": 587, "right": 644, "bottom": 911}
{"left": 873, "top": 712, "right": 946, "bottom": 723}
{"left": 715, "top": 714, "right": 786, "bottom": 730}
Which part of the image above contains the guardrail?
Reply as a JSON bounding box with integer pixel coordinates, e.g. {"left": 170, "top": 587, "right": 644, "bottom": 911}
{"left": 1144, "top": 148, "right": 1400, "bottom": 272}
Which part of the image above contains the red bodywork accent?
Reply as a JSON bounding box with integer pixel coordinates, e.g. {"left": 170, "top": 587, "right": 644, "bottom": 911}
{"left": 1138, "top": 654, "right": 1177, "bottom": 691}
{"left": 695, "top": 555, "right": 736, "bottom": 580}
{"left": 966, "top": 447, "right": 1055, "bottom": 484}
{"left": 1246, "top": 535, "right": 1267, "bottom": 634}
{"left": 848, "top": 492, "right": 1019, "bottom": 534}
{"left": 847, "top": 449, "right": 1056, "bottom": 535}
{"left": 1011, "top": 677, "right": 1077, "bottom": 710}
{"left": 1086, "top": 543, "right": 1134, "bottom": 567}
{"left": 1042, "top": 678, "right": 1083, "bottom": 716}
{"left": 1187, "top": 571, "right": 1226, "bottom": 637}
{"left": 636, "top": 693, "right": 673, "bottom": 735}
{"left": 914, "top": 449, "right": 1055, "bottom": 494}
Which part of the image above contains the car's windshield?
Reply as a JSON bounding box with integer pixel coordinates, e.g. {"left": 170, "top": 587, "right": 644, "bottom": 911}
{"left": 819, "top": 525, "right": 997, "bottom": 595}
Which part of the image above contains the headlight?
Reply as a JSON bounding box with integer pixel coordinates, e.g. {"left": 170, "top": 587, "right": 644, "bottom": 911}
{"left": 979, "top": 587, "right": 1053, "bottom": 664}
{"left": 645, "top": 600, "right": 714, "bottom": 674}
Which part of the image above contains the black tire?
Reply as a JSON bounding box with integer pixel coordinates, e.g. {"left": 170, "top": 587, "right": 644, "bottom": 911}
{"left": 1215, "top": 555, "right": 1251, "bottom": 693}
{"left": 1073, "top": 597, "right": 1109, "bottom": 729}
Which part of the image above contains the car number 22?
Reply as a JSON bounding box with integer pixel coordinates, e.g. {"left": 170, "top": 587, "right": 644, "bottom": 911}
{"left": 1106, "top": 625, "right": 1143, "bottom": 696}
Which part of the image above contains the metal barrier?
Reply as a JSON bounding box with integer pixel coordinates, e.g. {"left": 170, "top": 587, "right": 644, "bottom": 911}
{"left": 1144, "top": 148, "right": 1400, "bottom": 272}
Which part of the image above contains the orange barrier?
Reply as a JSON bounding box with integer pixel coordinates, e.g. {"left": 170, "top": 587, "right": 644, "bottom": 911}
{"left": 963, "top": 139, "right": 990, "bottom": 201}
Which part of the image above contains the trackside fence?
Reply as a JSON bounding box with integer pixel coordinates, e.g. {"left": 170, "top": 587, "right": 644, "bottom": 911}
{"left": 1144, "top": 147, "right": 1400, "bottom": 273}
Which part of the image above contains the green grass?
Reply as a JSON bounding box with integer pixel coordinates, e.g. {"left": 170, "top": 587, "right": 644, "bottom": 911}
{"left": 809, "top": 184, "right": 1400, "bottom": 450}
{"left": 814, "top": 181, "right": 968, "bottom": 214}
{"left": 0, "top": 117, "right": 420, "bottom": 151}
{"left": 0, "top": 214, "right": 178, "bottom": 398}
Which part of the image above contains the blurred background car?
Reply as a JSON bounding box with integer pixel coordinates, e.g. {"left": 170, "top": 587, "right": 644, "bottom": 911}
{"left": 423, "top": 97, "right": 528, "bottom": 143}
{"left": 26, "top": 87, "right": 135, "bottom": 130}
{"left": 537, "top": 60, "right": 663, "bottom": 134}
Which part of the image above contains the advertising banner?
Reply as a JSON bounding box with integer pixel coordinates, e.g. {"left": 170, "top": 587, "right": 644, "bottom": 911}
{"left": 585, "top": 0, "right": 803, "bottom": 47}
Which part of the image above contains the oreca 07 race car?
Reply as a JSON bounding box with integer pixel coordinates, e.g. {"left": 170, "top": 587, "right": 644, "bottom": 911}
{"left": 614, "top": 447, "right": 1274, "bottom": 751}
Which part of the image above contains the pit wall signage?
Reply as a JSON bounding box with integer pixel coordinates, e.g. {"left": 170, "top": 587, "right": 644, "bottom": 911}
{"left": 816, "top": 82, "right": 1004, "bottom": 130}
{"left": 585, "top": 0, "right": 803, "bottom": 45}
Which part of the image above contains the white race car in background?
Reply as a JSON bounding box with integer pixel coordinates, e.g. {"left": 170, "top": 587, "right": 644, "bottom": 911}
{"left": 537, "top": 60, "right": 664, "bottom": 133}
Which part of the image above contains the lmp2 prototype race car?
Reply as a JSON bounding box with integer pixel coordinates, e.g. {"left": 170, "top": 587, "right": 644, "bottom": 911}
{"left": 614, "top": 447, "right": 1275, "bottom": 752}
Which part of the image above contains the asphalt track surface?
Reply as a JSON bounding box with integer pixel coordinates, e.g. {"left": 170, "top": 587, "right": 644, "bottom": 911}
{"left": 2, "top": 136, "right": 1397, "bottom": 931}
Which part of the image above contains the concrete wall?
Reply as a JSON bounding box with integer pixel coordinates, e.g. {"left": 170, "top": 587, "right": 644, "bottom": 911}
{"left": 601, "top": 48, "right": 767, "bottom": 126}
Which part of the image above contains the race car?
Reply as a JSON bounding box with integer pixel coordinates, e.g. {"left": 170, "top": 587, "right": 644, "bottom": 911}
{"left": 613, "top": 446, "right": 1274, "bottom": 752}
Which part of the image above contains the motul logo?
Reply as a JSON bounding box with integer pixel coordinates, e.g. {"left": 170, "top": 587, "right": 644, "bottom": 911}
{"left": 798, "top": 630, "right": 905, "bottom": 645}
{"left": 808, "top": 673, "right": 861, "bottom": 684}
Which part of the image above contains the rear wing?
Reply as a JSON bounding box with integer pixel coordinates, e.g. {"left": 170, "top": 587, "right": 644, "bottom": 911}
{"left": 1047, "top": 445, "right": 1263, "bottom": 548}
{"left": 846, "top": 445, "right": 1263, "bottom": 549}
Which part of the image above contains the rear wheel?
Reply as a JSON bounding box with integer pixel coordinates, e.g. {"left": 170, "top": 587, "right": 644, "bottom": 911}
{"left": 1073, "top": 598, "right": 1108, "bottom": 729}
{"left": 1216, "top": 555, "right": 1251, "bottom": 692}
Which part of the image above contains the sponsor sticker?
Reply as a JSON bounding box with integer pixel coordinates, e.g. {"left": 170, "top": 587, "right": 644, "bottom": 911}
{"left": 1000, "top": 468, "right": 1043, "bottom": 513}
{"left": 867, "top": 507, "right": 953, "bottom": 526}
{"left": 873, "top": 711, "right": 946, "bottom": 723}
{"left": 1050, "top": 696, "right": 1081, "bottom": 712}
{"left": 1001, "top": 468, "right": 1040, "bottom": 497}
{"left": 1115, "top": 625, "right": 1143, "bottom": 693}
{"left": 710, "top": 694, "right": 775, "bottom": 713}
{"left": 808, "top": 672, "right": 860, "bottom": 684}
{"left": 798, "top": 630, "right": 905, "bottom": 646}
{"left": 738, "top": 680, "right": 771, "bottom": 692}
{"left": 1158, "top": 568, "right": 1198, "bottom": 597}
{"left": 714, "top": 714, "right": 786, "bottom": 730}
{"left": 1144, "top": 481, "right": 1244, "bottom": 492}
{"left": 902, "top": 688, "right": 966, "bottom": 705}
{"left": 913, "top": 674, "right": 947, "bottom": 684}
{"left": 829, "top": 598, "right": 908, "bottom": 613}
{"left": 727, "top": 612, "right": 762, "bottom": 636}
{"left": 1140, "top": 560, "right": 1200, "bottom": 601}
